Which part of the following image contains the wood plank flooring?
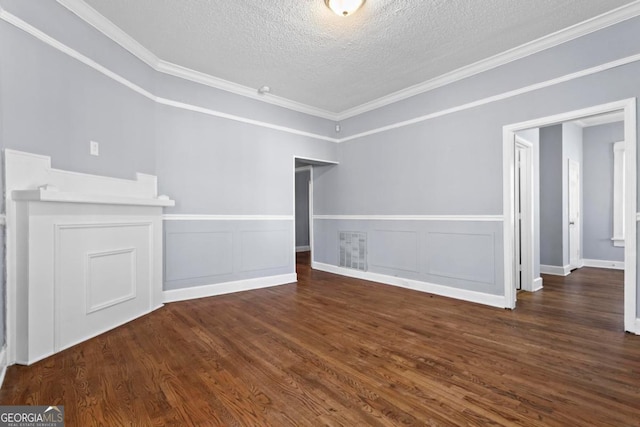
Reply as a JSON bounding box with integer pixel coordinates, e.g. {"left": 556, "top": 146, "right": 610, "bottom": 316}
{"left": 1, "top": 253, "right": 639, "bottom": 426}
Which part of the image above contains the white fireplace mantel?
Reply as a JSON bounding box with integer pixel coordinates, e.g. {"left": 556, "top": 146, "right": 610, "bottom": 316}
{"left": 5, "top": 149, "right": 174, "bottom": 365}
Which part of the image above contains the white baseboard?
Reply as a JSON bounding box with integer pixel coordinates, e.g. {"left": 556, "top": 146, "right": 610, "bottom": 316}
{"left": 0, "top": 347, "right": 6, "bottom": 389}
{"left": 312, "top": 262, "right": 506, "bottom": 308}
{"left": 540, "top": 264, "right": 572, "bottom": 276}
{"left": 582, "top": 259, "right": 625, "bottom": 270}
{"left": 163, "top": 273, "right": 297, "bottom": 303}
{"left": 296, "top": 246, "right": 310, "bottom": 252}
{"left": 532, "top": 277, "right": 543, "bottom": 291}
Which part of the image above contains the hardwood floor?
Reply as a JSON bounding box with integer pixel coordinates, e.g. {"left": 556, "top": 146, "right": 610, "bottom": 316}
{"left": 1, "top": 254, "right": 639, "bottom": 426}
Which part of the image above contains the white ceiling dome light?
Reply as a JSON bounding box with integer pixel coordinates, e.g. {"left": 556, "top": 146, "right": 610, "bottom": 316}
{"left": 324, "top": 0, "right": 366, "bottom": 17}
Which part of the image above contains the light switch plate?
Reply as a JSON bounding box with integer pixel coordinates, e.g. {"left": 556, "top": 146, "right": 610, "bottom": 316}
{"left": 90, "top": 141, "right": 99, "bottom": 156}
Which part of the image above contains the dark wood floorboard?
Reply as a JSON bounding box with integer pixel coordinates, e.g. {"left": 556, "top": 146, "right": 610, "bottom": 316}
{"left": 1, "top": 252, "right": 639, "bottom": 426}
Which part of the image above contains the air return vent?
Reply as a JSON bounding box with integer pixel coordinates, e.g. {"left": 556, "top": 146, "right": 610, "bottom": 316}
{"left": 339, "top": 231, "right": 367, "bottom": 271}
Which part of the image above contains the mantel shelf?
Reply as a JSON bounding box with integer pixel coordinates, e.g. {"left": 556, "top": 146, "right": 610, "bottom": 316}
{"left": 12, "top": 189, "right": 175, "bottom": 207}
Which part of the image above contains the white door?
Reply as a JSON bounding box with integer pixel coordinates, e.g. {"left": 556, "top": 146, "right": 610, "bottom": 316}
{"left": 568, "top": 159, "right": 581, "bottom": 269}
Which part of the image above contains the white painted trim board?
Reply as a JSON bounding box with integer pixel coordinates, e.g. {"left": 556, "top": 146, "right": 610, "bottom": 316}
{"left": 540, "top": 265, "right": 572, "bottom": 276}
{"left": 296, "top": 246, "right": 311, "bottom": 252}
{"left": 54, "top": 0, "right": 640, "bottom": 121}
{"left": 312, "top": 262, "right": 506, "bottom": 309}
{"left": 3, "top": 4, "right": 640, "bottom": 145}
{"left": 163, "top": 214, "right": 294, "bottom": 221}
{"left": 582, "top": 259, "right": 625, "bottom": 270}
{"left": 313, "top": 215, "right": 504, "bottom": 222}
{"left": 0, "top": 347, "right": 6, "bottom": 389}
{"left": 163, "top": 273, "right": 297, "bottom": 303}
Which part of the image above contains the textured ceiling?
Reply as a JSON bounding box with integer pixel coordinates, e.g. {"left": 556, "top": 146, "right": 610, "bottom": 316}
{"left": 83, "top": 0, "right": 637, "bottom": 115}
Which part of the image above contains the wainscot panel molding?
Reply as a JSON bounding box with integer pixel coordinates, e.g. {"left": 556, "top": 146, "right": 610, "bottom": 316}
{"left": 164, "top": 214, "right": 294, "bottom": 221}
{"left": 163, "top": 273, "right": 297, "bottom": 303}
{"left": 426, "top": 232, "right": 496, "bottom": 285}
{"left": 313, "top": 215, "right": 504, "bottom": 221}
{"left": 312, "top": 262, "right": 506, "bottom": 308}
{"left": 4, "top": 150, "right": 174, "bottom": 366}
{"left": 540, "top": 264, "right": 572, "bottom": 276}
{"left": 582, "top": 259, "right": 625, "bottom": 270}
{"left": 54, "top": 0, "right": 640, "bottom": 121}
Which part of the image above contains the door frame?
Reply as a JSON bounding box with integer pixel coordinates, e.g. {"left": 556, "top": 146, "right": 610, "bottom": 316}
{"left": 292, "top": 156, "right": 338, "bottom": 268}
{"left": 514, "top": 136, "right": 534, "bottom": 295}
{"left": 568, "top": 158, "right": 582, "bottom": 270}
{"left": 502, "top": 98, "right": 637, "bottom": 333}
{"left": 294, "top": 165, "right": 313, "bottom": 255}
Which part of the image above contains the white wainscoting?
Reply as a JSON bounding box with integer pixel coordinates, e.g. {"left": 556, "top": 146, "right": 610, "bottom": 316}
{"left": 540, "top": 264, "right": 572, "bottom": 276}
{"left": 5, "top": 149, "right": 173, "bottom": 365}
{"left": 532, "top": 277, "right": 544, "bottom": 292}
{"left": 163, "top": 273, "right": 297, "bottom": 303}
{"left": 312, "top": 262, "right": 507, "bottom": 308}
{"left": 582, "top": 259, "right": 625, "bottom": 270}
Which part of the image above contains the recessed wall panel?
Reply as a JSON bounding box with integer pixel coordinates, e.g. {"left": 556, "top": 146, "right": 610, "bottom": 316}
{"left": 165, "top": 231, "right": 233, "bottom": 281}
{"left": 426, "top": 232, "right": 495, "bottom": 284}
{"left": 241, "top": 230, "right": 290, "bottom": 272}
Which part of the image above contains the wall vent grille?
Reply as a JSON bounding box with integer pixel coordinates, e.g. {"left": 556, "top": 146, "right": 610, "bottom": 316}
{"left": 339, "top": 231, "right": 367, "bottom": 271}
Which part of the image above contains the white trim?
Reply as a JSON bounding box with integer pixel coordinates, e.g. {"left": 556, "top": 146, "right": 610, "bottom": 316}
{"left": 582, "top": 259, "right": 625, "bottom": 270}
{"left": 313, "top": 214, "right": 504, "bottom": 222}
{"left": 0, "top": 8, "right": 339, "bottom": 143}
{"left": 503, "top": 98, "right": 637, "bottom": 332}
{"left": 163, "top": 273, "right": 297, "bottom": 303}
{"left": 337, "top": 53, "right": 640, "bottom": 143}
{"left": 532, "top": 277, "right": 544, "bottom": 292}
{"left": 295, "top": 166, "right": 312, "bottom": 173}
{"left": 540, "top": 264, "right": 572, "bottom": 276}
{"left": 6, "top": 3, "right": 640, "bottom": 147}
{"left": 55, "top": 0, "right": 640, "bottom": 121}
{"left": 155, "top": 97, "right": 338, "bottom": 143}
{"left": 55, "top": 0, "right": 339, "bottom": 121}
{"left": 312, "top": 262, "right": 507, "bottom": 308}
{"left": 296, "top": 246, "right": 311, "bottom": 252}
{"left": 0, "top": 347, "right": 6, "bottom": 389}
{"left": 634, "top": 318, "right": 640, "bottom": 334}
{"left": 337, "top": 2, "right": 640, "bottom": 120}
{"left": 163, "top": 214, "right": 294, "bottom": 221}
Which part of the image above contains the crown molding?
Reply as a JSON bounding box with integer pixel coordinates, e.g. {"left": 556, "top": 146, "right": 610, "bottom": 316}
{"left": 154, "top": 60, "right": 339, "bottom": 120}
{"left": 55, "top": 0, "right": 340, "bottom": 121}
{"left": 47, "top": 0, "right": 640, "bottom": 122}
{"left": 56, "top": 0, "right": 159, "bottom": 67}
{"left": 335, "top": 0, "right": 640, "bottom": 121}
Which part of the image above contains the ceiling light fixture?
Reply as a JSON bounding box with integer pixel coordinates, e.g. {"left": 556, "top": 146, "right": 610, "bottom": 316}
{"left": 324, "top": 0, "right": 366, "bottom": 17}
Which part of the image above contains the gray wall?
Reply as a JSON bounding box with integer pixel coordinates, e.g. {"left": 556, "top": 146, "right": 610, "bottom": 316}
{"left": 583, "top": 122, "right": 625, "bottom": 262}
{"left": 315, "top": 15, "right": 640, "bottom": 315}
{"left": 295, "top": 170, "right": 311, "bottom": 248}
{"left": 539, "top": 126, "right": 564, "bottom": 266}
{"left": 0, "top": 0, "right": 339, "bottom": 345}
{"left": 2, "top": 0, "right": 640, "bottom": 350}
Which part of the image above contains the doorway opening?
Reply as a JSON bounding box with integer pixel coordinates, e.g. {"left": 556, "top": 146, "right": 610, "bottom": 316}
{"left": 503, "top": 99, "right": 637, "bottom": 333}
{"left": 292, "top": 157, "right": 338, "bottom": 273}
